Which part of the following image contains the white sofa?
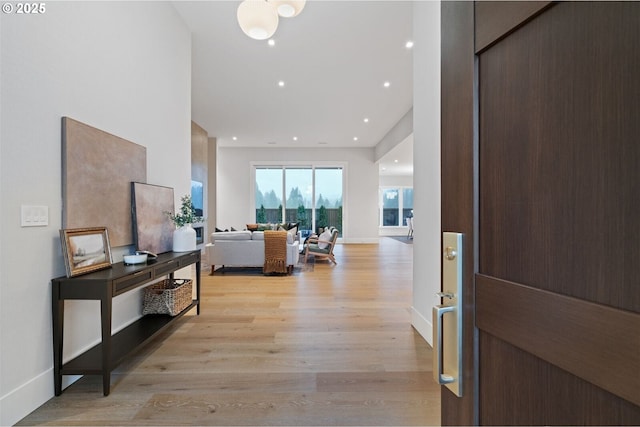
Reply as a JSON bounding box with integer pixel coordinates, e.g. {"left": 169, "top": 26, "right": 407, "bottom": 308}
{"left": 205, "top": 230, "right": 299, "bottom": 275}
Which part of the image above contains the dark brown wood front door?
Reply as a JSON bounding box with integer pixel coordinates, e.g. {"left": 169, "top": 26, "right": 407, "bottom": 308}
{"left": 440, "top": 2, "right": 640, "bottom": 424}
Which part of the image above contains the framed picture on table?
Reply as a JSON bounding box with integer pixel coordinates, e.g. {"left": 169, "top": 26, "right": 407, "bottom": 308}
{"left": 60, "top": 227, "right": 113, "bottom": 277}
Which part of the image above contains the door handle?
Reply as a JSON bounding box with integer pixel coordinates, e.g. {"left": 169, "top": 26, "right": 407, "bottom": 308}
{"left": 432, "top": 232, "right": 463, "bottom": 397}
{"left": 433, "top": 304, "right": 455, "bottom": 384}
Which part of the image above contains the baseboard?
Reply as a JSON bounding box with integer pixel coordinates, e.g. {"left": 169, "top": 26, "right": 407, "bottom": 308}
{"left": 0, "top": 368, "right": 58, "bottom": 426}
{"left": 411, "top": 306, "right": 433, "bottom": 347}
{"left": 378, "top": 227, "right": 411, "bottom": 237}
{"left": 0, "top": 311, "right": 143, "bottom": 425}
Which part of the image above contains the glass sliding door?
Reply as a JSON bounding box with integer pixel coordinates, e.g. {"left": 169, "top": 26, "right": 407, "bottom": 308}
{"left": 285, "top": 168, "right": 313, "bottom": 236}
{"left": 254, "top": 165, "right": 344, "bottom": 237}
{"left": 255, "top": 168, "right": 283, "bottom": 223}
{"left": 315, "top": 167, "right": 342, "bottom": 235}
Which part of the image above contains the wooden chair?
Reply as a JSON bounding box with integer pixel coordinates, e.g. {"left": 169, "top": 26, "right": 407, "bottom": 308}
{"left": 304, "top": 227, "right": 338, "bottom": 264}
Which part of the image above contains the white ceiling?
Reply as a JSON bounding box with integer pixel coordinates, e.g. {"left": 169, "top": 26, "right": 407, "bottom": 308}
{"left": 172, "top": 0, "right": 414, "bottom": 175}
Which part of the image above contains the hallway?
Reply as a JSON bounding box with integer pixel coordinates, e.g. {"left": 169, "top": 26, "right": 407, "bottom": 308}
{"left": 18, "top": 238, "right": 439, "bottom": 426}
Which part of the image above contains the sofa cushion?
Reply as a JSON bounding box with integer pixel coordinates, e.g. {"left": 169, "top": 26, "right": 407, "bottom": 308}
{"left": 211, "top": 230, "right": 252, "bottom": 241}
{"left": 251, "top": 230, "right": 294, "bottom": 243}
{"left": 307, "top": 243, "right": 330, "bottom": 254}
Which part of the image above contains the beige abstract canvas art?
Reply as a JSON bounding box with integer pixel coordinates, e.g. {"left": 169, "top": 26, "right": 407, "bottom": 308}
{"left": 62, "top": 117, "right": 146, "bottom": 247}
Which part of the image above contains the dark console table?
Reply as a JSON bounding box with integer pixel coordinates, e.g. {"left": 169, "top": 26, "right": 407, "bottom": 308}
{"left": 51, "top": 250, "right": 201, "bottom": 396}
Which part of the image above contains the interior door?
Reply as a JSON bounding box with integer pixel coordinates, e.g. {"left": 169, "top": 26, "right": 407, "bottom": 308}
{"left": 440, "top": 2, "right": 640, "bottom": 424}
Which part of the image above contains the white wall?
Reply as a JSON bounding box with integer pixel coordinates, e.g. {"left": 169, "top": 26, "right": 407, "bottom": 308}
{"left": 379, "top": 175, "right": 413, "bottom": 187}
{"left": 216, "top": 147, "right": 379, "bottom": 243}
{"left": 0, "top": 3, "right": 191, "bottom": 425}
{"left": 411, "top": 1, "right": 441, "bottom": 346}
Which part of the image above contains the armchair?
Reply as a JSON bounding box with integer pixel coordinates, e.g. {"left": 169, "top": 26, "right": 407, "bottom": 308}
{"left": 304, "top": 227, "right": 339, "bottom": 264}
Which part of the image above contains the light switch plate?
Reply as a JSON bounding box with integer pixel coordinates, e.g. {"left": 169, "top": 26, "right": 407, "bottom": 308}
{"left": 21, "top": 205, "right": 49, "bottom": 227}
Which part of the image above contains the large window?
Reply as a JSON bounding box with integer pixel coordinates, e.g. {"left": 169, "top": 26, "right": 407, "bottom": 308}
{"left": 255, "top": 168, "right": 283, "bottom": 223}
{"left": 314, "top": 168, "right": 343, "bottom": 234}
{"left": 380, "top": 186, "right": 413, "bottom": 227}
{"left": 285, "top": 168, "right": 312, "bottom": 230}
{"left": 255, "top": 166, "right": 343, "bottom": 237}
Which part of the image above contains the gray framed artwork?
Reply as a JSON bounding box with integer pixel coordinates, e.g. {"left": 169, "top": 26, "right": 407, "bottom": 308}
{"left": 131, "top": 182, "right": 175, "bottom": 254}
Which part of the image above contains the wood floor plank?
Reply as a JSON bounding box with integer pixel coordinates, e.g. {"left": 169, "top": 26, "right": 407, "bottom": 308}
{"left": 132, "top": 391, "right": 440, "bottom": 426}
{"left": 17, "top": 238, "right": 440, "bottom": 426}
{"left": 316, "top": 371, "right": 437, "bottom": 393}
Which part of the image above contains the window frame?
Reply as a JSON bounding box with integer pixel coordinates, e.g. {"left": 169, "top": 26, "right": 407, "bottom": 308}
{"left": 379, "top": 185, "right": 413, "bottom": 227}
{"left": 251, "top": 161, "right": 347, "bottom": 236}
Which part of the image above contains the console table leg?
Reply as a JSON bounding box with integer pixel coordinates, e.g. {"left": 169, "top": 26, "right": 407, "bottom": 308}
{"left": 52, "top": 283, "right": 63, "bottom": 396}
{"left": 196, "top": 260, "right": 201, "bottom": 315}
{"left": 100, "top": 293, "right": 112, "bottom": 396}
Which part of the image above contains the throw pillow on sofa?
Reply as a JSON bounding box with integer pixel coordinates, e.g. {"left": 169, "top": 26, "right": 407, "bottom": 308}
{"left": 318, "top": 229, "right": 332, "bottom": 249}
{"left": 287, "top": 228, "right": 298, "bottom": 244}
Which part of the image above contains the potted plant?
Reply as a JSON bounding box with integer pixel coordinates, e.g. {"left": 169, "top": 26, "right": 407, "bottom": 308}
{"left": 165, "top": 194, "right": 204, "bottom": 252}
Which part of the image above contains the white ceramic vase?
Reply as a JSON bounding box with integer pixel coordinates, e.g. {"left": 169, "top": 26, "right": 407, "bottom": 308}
{"left": 172, "top": 224, "right": 196, "bottom": 252}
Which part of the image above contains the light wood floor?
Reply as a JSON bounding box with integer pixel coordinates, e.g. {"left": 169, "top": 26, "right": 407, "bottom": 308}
{"left": 18, "top": 237, "right": 440, "bottom": 426}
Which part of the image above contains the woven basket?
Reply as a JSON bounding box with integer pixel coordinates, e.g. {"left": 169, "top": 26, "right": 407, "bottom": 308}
{"left": 142, "top": 279, "right": 192, "bottom": 316}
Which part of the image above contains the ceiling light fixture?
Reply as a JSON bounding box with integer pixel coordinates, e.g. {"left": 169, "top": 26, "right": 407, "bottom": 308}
{"left": 353, "top": 137, "right": 358, "bottom": 141}
{"left": 237, "top": 0, "right": 279, "bottom": 41}
{"left": 383, "top": 81, "right": 391, "bottom": 88}
{"left": 363, "top": 118, "right": 369, "bottom": 123}
{"left": 237, "top": 0, "right": 305, "bottom": 41}
{"left": 232, "top": 136, "right": 238, "bottom": 141}
{"left": 405, "top": 40, "right": 414, "bottom": 49}
{"left": 278, "top": 80, "right": 285, "bottom": 87}
{"left": 268, "top": 0, "right": 306, "bottom": 18}
{"left": 293, "top": 136, "right": 298, "bottom": 141}
{"left": 268, "top": 39, "right": 275, "bottom": 46}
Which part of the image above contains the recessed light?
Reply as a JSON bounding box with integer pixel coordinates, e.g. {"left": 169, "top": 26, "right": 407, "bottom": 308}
{"left": 405, "top": 40, "right": 414, "bottom": 49}
{"left": 268, "top": 39, "right": 275, "bottom": 47}
{"left": 232, "top": 136, "right": 237, "bottom": 141}
{"left": 353, "top": 137, "right": 358, "bottom": 141}
{"left": 293, "top": 136, "right": 298, "bottom": 141}
{"left": 278, "top": 80, "right": 285, "bottom": 87}
{"left": 382, "top": 167, "right": 387, "bottom": 171}
{"left": 394, "top": 159, "right": 399, "bottom": 163}
{"left": 383, "top": 81, "right": 390, "bottom": 88}
{"left": 363, "top": 118, "right": 369, "bottom": 123}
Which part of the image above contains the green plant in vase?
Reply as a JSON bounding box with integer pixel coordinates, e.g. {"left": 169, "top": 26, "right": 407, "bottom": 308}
{"left": 165, "top": 195, "right": 204, "bottom": 252}
{"left": 165, "top": 195, "right": 204, "bottom": 227}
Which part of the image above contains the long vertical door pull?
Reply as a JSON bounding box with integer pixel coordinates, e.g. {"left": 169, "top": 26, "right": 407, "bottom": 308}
{"left": 433, "top": 232, "right": 463, "bottom": 397}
